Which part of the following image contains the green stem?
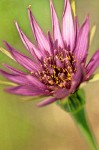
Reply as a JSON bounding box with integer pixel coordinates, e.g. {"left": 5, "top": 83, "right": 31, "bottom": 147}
{"left": 71, "top": 108, "right": 98, "bottom": 150}
{"left": 57, "top": 89, "right": 99, "bottom": 150}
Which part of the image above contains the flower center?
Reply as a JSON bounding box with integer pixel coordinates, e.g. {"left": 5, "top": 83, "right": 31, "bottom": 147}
{"left": 33, "top": 50, "right": 76, "bottom": 91}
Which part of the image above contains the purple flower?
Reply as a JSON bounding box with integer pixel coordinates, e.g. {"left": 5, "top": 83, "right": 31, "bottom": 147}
{"left": 0, "top": 0, "right": 99, "bottom": 107}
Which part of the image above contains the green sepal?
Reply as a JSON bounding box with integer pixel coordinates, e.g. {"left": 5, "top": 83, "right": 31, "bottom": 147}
{"left": 57, "top": 88, "right": 85, "bottom": 114}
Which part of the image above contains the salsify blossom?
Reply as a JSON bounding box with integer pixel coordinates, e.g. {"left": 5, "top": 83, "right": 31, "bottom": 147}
{"left": 0, "top": 0, "right": 99, "bottom": 107}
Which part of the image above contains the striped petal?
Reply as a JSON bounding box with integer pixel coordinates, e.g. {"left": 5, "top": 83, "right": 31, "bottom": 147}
{"left": 28, "top": 7, "right": 51, "bottom": 54}
{"left": 47, "top": 31, "right": 54, "bottom": 55}
{"left": 27, "top": 75, "right": 48, "bottom": 90}
{"left": 15, "top": 22, "right": 43, "bottom": 60}
{"left": 62, "top": 0, "right": 75, "bottom": 51}
{"left": 0, "top": 70, "right": 29, "bottom": 85}
{"left": 4, "top": 41, "right": 41, "bottom": 72}
{"left": 73, "top": 63, "right": 85, "bottom": 84}
{"left": 73, "top": 16, "right": 79, "bottom": 48}
{"left": 54, "top": 81, "right": 76, "bottom": 99}
{"left": 74, "top": 16, "right": 90, "bottom": 62}
{"left": 3, "top": 63, "right": 25, "bottom": 75}
{"left": 50, "top": 0, "right": 64, "bottom": 48}
{"left": 86, "top": 50, "right": 99, "bottom": 79}
{"left": 37, "top": 97, "right": 57, "bottom": 107}
{"left": 6, "top": 85, "right": 48, "bottom": 96}
{"left": 54, "top": 88, "right": 70, "bottom": 99}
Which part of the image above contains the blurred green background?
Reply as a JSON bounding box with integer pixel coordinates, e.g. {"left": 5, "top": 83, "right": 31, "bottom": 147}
{"left": 0, "top": 0, "right": 99, "bottom": 150}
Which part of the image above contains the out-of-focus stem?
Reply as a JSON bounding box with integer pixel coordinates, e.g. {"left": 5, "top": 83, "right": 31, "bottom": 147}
{"left": 57, "top": 88, "right": 99, "bottom": 150}
{"left": 71, "top": 108, "right": 98, "bottom": 150}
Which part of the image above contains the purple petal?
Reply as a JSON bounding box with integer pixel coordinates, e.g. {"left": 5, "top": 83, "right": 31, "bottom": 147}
{"left": 54, "top": 64, "right": 85, "bottom": 99}
{"left": 6, "top": 85, "right": 48, "bottom": 96}
{"left": 47, "top": 31, "right": 54, "bottom": 55}
{"left": 37, "top": 97, "right": 57, "bottom": 107}
{"left": 54, "top": 88, "right": 70, "bottom": 99}
{"left": 74, "top": 16, "right": 90, "bottom": 62}
{"left": 3, "top": 63, "right": 25, "bottom": 75}
{"left": 0, "top": 70, "right": 28, "bottom": 85}
{"left": 73, "top": 16, "right": 79, "bottom": 49}
{"left": 28, "top": 7, "right": 51, "bottom": 55}
{"left": 62, "top": 0, "right": 75, "bottom": 51}
{"left": 54, "top": 81, "right": 76, "bottom": 99}
{"left": 74, "top": 16, "right": 79, "bottom": 34}
{"left": 73, "top": 63, "right": 85, "bottom": 86}
{"left": 86, "top": 50, "right": 99, "bottom": 79}
{"left": 50, "top": 0, "right": 64, "bottom": 48}
{"left": 26, "top": 75, "right": 48, "bottom": 90}
{"left": 4, "top": 41, "right": 41, "bottom": 72}
{"left": 15, "top": 22, "right": 43, "bottom": 60}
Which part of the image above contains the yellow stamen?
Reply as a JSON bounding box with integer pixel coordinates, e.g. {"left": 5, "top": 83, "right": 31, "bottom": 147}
{"left": 90, "top": 25, "right": 96, "bottom": 45}
{"left": 71, "top": 0, "right": 76, "bottom": 17}
{"left": 0, "top": 47, "right": 15, "bottom": 61}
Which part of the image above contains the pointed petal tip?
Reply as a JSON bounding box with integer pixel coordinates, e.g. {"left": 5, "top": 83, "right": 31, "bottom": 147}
{"left": 15, "top": 21, "right": 18, "bottom": 27}
{"left": 50, "top": 0, "right": 54, "bottom": 7}
{"left": 3, "top": 41, "right": 9, "bottom": 47}
{"left": 28, "top": 5, "right": 32, "bottom": 15}
{"left": 4, "top": 87, "right": 19, "bottom": 95}
{"left": 63, "top": 0, "right": 75, "bottom": 16}
{"left": 85, "top": 15, "right": 90, "bottom": 26}
{"left": 14, "top": 20, "right": 17, "bottom": 25}
{"left": 36, "top": 97, "right": 57, "bottom": 107}
{"left": 4, "top": 88, "right": 11, "bottom": 93}
{"left": 2, "top": 63, "right": 8, "bottom": 68}
{"left": 86, "top": 15, "right": 90, "bottom": 22}
{"left": 86, "top": 50, "right": 99, "bottom": 79}
{"left": 50, "top": 0, "right": 64, "bottom": 48}
{"left": 62, "top": 0, "right": 75, "bottom": 51}
{"left": 3, "top": 41, "right": 13, "bottom": 53}
{"left": 28, "top": 5, "right": 51, "bottom": 54}
{"left": 3, "top": 40, "right": 6, "bottom": 45}
{"left": 27, "top": 5, "right": 31, "bottom": 9}
{"left": 15, "top": 22, "right": 21, "bottom": 33}
{"left": 63, "top": 0, "right": 68, "bottom": 16}
{"left": 36, "top": 103, "right": 43, "bottom": 107}
{"left": 50, "top": 0, "right": 54, "bottom": 11}
{"left": 3, "top": 41, "right": 11, "bottom": 51}
{"left": 28, "top": 6, "right": 32, "bottom": 20}
{"left": 74, "top": 15, "right": 90, "bottom": 62}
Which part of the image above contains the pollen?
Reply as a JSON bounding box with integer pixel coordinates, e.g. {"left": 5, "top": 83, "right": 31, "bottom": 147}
{"left": 34, "top": 49, "right": 76, "bottom": 91}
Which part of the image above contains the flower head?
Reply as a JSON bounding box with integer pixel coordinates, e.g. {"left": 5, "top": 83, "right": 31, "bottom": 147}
{"left": 0, "top": 0, "right": 99, "bottom": 107}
